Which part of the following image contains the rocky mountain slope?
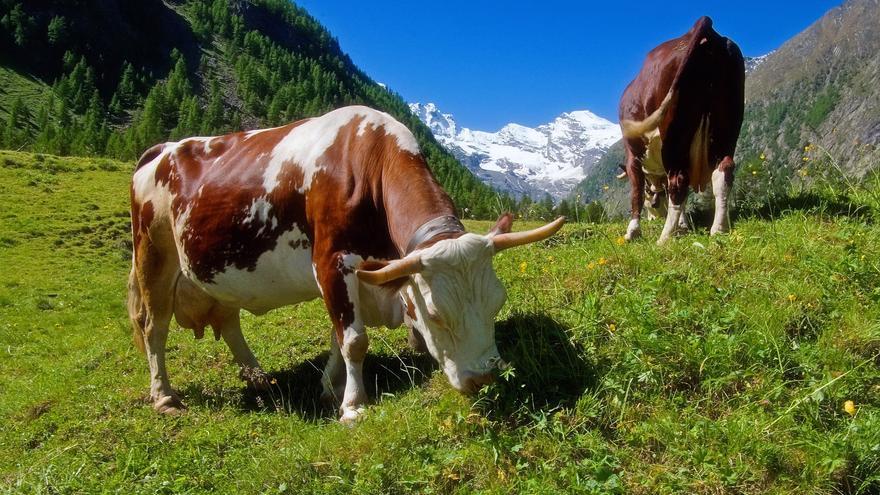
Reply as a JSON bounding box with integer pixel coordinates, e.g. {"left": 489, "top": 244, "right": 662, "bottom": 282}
{"left": 739, "top": 0, "right": 880, "bottom": 177}
{"left": 573, "top": 0, "right": 880, "bottom": 213}
{"left": 410, "top": 102, "right": 620, "bottom": 200}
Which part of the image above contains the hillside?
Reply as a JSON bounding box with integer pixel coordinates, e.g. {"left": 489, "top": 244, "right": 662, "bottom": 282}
{"left": 0, "top": 0, "right": 511, "bottom": 217}
{"left": 1, "top": 149, "right": 878, "bottom": 493}
{"left": 572, "top": 0, "right": 880, "bottom": 215}
{"left": 738, "top": 0, "right": 880, "bottom": 178}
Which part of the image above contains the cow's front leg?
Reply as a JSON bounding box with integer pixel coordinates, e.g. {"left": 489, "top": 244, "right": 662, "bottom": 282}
{"left": 315, "top": 252, "right": 369, "bottom": 424}
{"left": 710, "top": 156, "right": 735, "bottom": 235}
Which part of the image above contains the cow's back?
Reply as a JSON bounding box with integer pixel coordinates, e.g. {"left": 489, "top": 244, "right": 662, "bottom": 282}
{"left": 131, "top": 125, "right": 321, "bottom": 313}
{"left": 619, "top": 17, "right": 745, "bottom": 190}
{"left": 131, "top": 106, "right": 424, "bottom": 314}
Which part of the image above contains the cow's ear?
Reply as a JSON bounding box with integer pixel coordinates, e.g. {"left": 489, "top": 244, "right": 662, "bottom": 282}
{"left": 487, "top": 212, "right": 514, "bottom": 237}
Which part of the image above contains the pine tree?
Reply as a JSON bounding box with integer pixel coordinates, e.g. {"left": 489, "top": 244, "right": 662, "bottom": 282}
{"left": 173, "top": 95, "right": 201, "bottom": 140}
{"left": 47, "top": 15, "right": 68, "bottom": 45}
{"left": 1, "top": 4, "right": 34, "bottom": 46}
{"left": 116, "top": 62, "right": 137, "bottom": 107}
{"left": 201, "top": 79, "right": 225, "bottom": 135}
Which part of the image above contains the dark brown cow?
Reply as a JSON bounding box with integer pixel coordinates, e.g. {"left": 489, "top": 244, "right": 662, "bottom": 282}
{"left": 619, "top": 16, "right": 745, "bottom": 243}
{"left": 128, "top": 105, "right": 565, "bottom": 422}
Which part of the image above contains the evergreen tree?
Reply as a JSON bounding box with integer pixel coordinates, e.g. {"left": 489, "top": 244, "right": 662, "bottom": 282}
{"left": 1, "top": 4, "right": 34, "bottom": 46}
{"left": 47, "top": 15, "right": 68, "bottom": 45}
{"left": 116, "top": 62, "right": 137, "bottom": 108}
{"left": 201, "top": 79, "right": 225, "bottom": 135}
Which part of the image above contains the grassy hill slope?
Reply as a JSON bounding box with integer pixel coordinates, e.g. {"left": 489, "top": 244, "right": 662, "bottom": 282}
{"left": 1, "top": 150, "right": 878, "bottom": 493}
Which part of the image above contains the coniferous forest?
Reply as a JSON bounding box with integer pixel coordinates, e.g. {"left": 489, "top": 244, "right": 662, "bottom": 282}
{"left": 0, "top": 0, "right": 535, "bottom": 218}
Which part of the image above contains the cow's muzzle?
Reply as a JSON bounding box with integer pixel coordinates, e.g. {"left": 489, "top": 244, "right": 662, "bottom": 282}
{"left": 459, "top": 356, "right": 508, "bottom": 394}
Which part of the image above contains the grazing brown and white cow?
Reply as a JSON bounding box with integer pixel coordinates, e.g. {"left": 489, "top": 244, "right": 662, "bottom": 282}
{"left": 127, "top": 105, "right": 565, "bottom": 422}
{"left": 619, "top": 16, "right": 745, "bottom": 244}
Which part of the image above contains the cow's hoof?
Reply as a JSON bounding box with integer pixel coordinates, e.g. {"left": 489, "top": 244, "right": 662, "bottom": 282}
{"left": 320, "top": 387, "right": 343, "bottom": 408}
{"left": 339, "top": 406, "right": 365, "bottom": 425}
{"left": 153, "top": 395, "right": 186, "bottom": 415}
{"left": 624, "top": 230, "right": 641, "bottom": 241}
{"left": 239, "top": 367, "right": 272, "bottom": 391}
{"left": 710, "top": 225, "right": 729, "bottom": 236}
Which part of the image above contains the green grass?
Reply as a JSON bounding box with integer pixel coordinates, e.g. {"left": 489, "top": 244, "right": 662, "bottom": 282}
{"left": 1, "top": 149, "right": 879, "bottom": 494}
{"left": 0, "top": 67, "right": 51, "bottom": 126}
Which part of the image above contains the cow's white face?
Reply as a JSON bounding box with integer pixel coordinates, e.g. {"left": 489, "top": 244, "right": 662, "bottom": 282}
{"left": 645, "top": 182, "right": 668, "bottom": 220}
{"left": 405, "top": 234, "right": 506, "bottom": 393}
{"left": 356, "top": 215, "right": 565, "bottom": 395}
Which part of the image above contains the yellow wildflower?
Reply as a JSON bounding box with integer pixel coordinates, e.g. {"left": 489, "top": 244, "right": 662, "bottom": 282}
{"left": 587, "top": 261, "right": 596, "bottom": 270}
{"left": 752, "top": 170, "right": 757, "bottom": 176}
{"left": 519, "top": 261, "right": 527, "bottom": 273}
{"left": 759, "top": 153, "right": 766, "bottom": 161}
{"left": 603, "top": 184, "right": 610, "bottom": 191}
{"left": 616, "top": 237, "right": 626, "bottom": 246}
{"left": 598, "top": 257, "right": 608, "bottom": 265}
{"left": 608, "top": 323, "right": 616, "bottom": 332}
{"left": 844, "top": 400, "right": 856, "bottom": 416}
{"left": 800, "top": 169, "right": 809, "bottom": 177}
{"left": 802, "top": 156, "right": 809, "bottom": 162}
{"left": 787, "top": 294, "right": 797, "bottom": 303}
{"left": 547, "top": 255, "right": 554, "bottom": 263}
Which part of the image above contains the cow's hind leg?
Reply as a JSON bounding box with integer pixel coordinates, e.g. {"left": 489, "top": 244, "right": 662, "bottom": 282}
{"left": 624, "top": 148, "right": 645, "bottom": 241}
{"left": 658, "top": 173, "right": 689, "bottom": 245}
{"left": 173, "top": 277, "right": 269, "bottom": 390}
{"left": 132, "top": 244, "right": 185, "bottom": 414}
{"left": 710, "top": 156, "right": 735, "bottom": 235}
{"left": 215, "top": 310, "right": 271, "bottom": 391}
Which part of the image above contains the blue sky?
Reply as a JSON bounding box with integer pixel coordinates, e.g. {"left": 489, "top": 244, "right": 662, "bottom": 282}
{"left": 296, "top": 1, "right": 841, "bottom": 130}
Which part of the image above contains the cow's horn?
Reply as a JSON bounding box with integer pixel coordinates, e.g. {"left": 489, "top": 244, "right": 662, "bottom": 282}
{"left": 356, "top": 256, "right": 423, "bottom": 286}
{"left": 492, "top": 216, "right": 566, "bottom": 252}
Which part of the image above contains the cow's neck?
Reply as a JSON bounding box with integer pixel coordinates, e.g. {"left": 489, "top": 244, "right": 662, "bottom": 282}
{"left": 382, "top": 159, "right": 461, "bottom": 257}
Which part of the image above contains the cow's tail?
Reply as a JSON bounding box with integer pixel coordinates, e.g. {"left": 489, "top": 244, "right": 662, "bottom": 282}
{"left": 620, "top": 16, "right": 716, "bottom": 140}
{"left": 135, "top": 143, "right": 166, "bottom": 171}
{"left": 128, "top": 265, "right": 146, "bottom": 353}
{"left": 621, "top": 89, "right": 675, "bottom": 139}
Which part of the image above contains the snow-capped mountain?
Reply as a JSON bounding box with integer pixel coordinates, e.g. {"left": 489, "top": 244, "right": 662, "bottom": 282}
{"left": 409, "top": 102, "right": 620, "bottom": 200}
{"left": 745, "top": 52, "right": 773, "bottom": 74}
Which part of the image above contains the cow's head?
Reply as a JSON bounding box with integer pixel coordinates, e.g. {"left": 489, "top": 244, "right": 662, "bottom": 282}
{"left": 357, "top": 215, "right": 565, "bottom": 394}
{"left": 644, "top": 179, "right": 667, "bottom": 220}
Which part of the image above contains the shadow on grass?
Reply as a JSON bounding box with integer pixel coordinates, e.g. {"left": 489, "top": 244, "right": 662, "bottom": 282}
{"left": 732, "top": 190, "right": 876, "bottom": 223}
{"left": 181, "top": 349, "right": 436, "bottom": 421}
{"left": 476, "top": 312, "right": 598, "bottom": 423}
{"left": 680, "top": 190, "right": 876, "bottom": 230}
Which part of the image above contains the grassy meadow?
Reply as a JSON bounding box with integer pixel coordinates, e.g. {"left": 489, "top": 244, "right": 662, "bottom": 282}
{"left": 1, "top": 150, "right": 879, "bottom": 494}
